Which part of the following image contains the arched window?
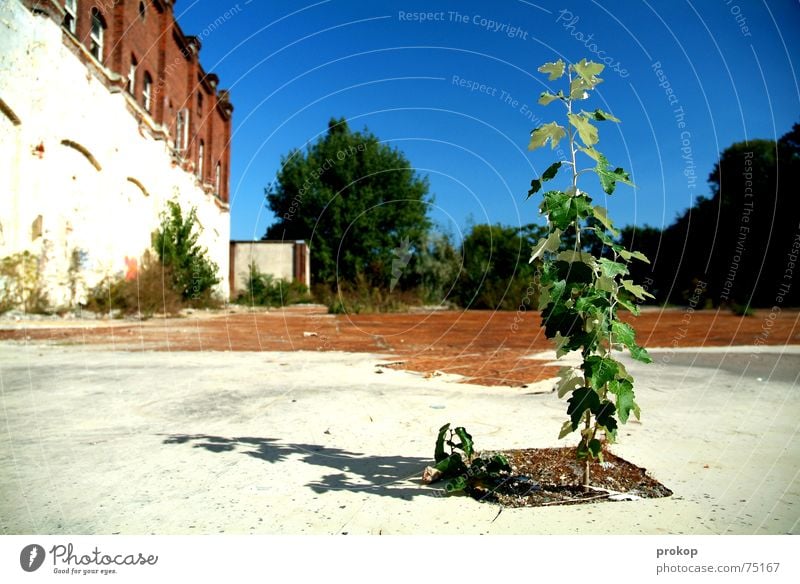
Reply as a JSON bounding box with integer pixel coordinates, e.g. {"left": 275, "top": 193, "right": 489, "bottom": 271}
{"left": 138, "top": 1, "right": 146, "bottom": 21}
{"left": 128, "top": 55, "right": 137, "bottom": 95}
{"left": 63, "top": 0, "right": 77, "bottom": 34}
{"left": 197, "top": 92, "right": 203, "bottom": 115}
{"left": 90, "top": 9, "right": 105, "bottom": 61}
{"left": 142, "top": 72, "right": 152, "bottom": 113}
{"left": 215, "top": 163, "right": 221, "bottom": 195}
{"left": 198, "top": 141, "right": 205, "bottom": 180}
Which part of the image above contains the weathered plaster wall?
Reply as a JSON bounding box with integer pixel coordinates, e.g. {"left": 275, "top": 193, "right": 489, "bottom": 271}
{"left": 0, "top": 0, "right": 230, "bottom": 306}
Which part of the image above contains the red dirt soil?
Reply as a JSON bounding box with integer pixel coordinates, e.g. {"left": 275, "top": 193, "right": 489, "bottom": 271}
{"left": 1, "top": 306, "right": 797, "bottom": 387}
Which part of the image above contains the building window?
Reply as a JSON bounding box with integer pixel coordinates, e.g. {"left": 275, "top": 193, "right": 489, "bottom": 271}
{"left": 63, "top": 0, "right": 77, "bottom": 34}
{"left": 198, "top": 141, "right": 204, "bottom": 180}
{"left": 215, "top": 163, "right": 221, "bottom": 194}
{"left": 175, "top": 108, "right": 189, "bottom": 152}
{"left": 138, "top": 1, "right": 146, "bottom": 20}
{"left": 128, "top": 56, "right": 137, "bottom": 94}
{"left": 197, "top": 92, "right": 203, "bottom": 115}
{"left": 142, "top": 72, "right": 152, "bottom": 113}
{"left": 90, "top": 9, "right": 105, "bottom": 61}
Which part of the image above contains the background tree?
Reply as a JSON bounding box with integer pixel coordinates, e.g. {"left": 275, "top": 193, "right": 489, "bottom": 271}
{"left": 452, "top": 223, "right": 546, "bottom": 310}
{"left": 405, "top": 231, "right": 462, "bottom": 305}
{"left": 264, "top": 118, "right": 432, "bottom": 288}
{"left": 631, "top": 123, "right": 799, "bottom": 307}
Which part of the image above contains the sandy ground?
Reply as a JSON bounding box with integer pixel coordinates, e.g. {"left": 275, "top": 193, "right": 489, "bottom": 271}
{"left": 0, "top": 342, "right": 798, "bottom": 535}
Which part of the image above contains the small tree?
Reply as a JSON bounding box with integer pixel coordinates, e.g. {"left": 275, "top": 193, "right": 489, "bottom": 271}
{"left": 527, "top": 59, "right": 653, "bottom": 488}
{"left": 264, "top": 118, "right": 432, "bottom": 288}
{"left": 152, "top": 200, "right": 220, "bottom": 303}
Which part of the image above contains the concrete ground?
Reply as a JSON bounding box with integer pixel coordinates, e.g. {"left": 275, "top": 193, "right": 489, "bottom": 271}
{"left": 0, "top": 342, "right": 798, "bottom": 534}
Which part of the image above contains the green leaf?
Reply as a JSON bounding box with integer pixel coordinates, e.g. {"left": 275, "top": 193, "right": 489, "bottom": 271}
{"left": 608, "top": 379, "right": 640, "bottom": 423}
{"left": 629, "top": 345, "right": 653, "bottom": 364}
{"left": 592, "top": 225, "right": 619, "bottom": 249}
{"left": 528, "top": 162, "right": 562, "bottom": 198}
{"left": 611, "top": 321, "right": 636, "bottom": 348}
{"left": 590, "top": 109, "right": 620, "bottom": 122}
{"left": 616, "top": 296, "right": 640, "bottom": 315}
{"left": 454, "top": 427, "right": 474, "bottom": 459}
{"left": 556, "top": 250, "right": 593, "bottom": 265}
{"left": 567, "top": 387, "right": 600, "bottom": 430}
{"left": 621, "top": 279, "right": 653, "bottom": 300}
{"left": 434, "top": 423, "right": 450, "bottom": 462}
{"left": 542, "top": 161, "right": 562, "bottom": 181}
{"left": 594, "top": 400, "right": 617, "bottom": 431}
{"left": 595, "top": 153, "right": 634, "bottom": 195}
{"left": 529, "top": 122, "right": 567, "bottom": 150}
{"left": 569, "top": 76, "right": 594, "bottom": 100}
{"left": 596, "top": 276, "right": 616, "bottom": 293}
{"left": 611, "top": 321, "right": 651, "bottom": 363}
{"left": 555, "top": 259, "right": 594, "bottom": 285}
{"left": 540, "top": 190, "right": 573, "bottom": 230}
{"left": 592, "top": 205, "right": 619, "bottom": 236}
{"left": 557, "top": 374, "right": 583, "bottom": 398}
{"left": 573, "top": 59, "right": 605, "bottom": 82}
{"left": 444, "top": 475, "right": 468, "bottom": 494}
{"left": 599, "top": 258, "right": 628, "bottom": 278}
{"left": 587, "top": 438, "right": 603, "bottom": 459}
{"left": 619, "top": 249, "right": 651, "bottom": 263}
{"left": 434, "top": 452, "right": 466, "bottom": 477}
{"left": 539, "top": 91, "right": 560, "bottom": 105}
{"left": 553, "top": 331, "right": 571, "bottom": 357}
{"left": 558, "top": 419, "right": 575, "bottom": 439}
{"left": 584, "top": 355, "right": 620, "bottom": 391}
{"left": 568, "top": 113, "right": 599, "bottom": 147}
{"left": 538, "top": 59, "right": 565, "bottom": 80}
{"left": 572, "top": 194, "right": 595, "bottom": 221}
{"left": 530, "top": 228, "right": 562, "bottom": 262}
{"left": 577, "top": 145, "right": 601, "bottom": 162}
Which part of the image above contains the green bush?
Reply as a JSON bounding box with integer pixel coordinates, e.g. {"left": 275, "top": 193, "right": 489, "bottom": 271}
{"left": 152, "top": 200, "right": 220, "bottom": 304}
{"left": 0, "top": 251, "right": 49, "bottom": 314}
{"left": 319, "top": 274, "right": 432, "bottom": 314}
{"left": 236, "top": 263, "right": 311, "bottom": 307}
{"left": 84, "top": 251, "right": 184, "bottom": 317}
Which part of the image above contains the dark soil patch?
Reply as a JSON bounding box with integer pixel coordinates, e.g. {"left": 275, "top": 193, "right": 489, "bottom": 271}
{"left": 468, "top": 447, "right": 672, "bottom": 507}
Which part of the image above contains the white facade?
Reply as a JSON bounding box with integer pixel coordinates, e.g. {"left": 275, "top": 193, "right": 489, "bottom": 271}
{"left": 0, "top": 0, "right": 230, "bottom": 307}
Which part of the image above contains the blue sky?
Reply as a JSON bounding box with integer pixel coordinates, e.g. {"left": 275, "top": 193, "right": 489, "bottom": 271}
{"left": 175, "top": 0, "right": 800, "bottom": 243}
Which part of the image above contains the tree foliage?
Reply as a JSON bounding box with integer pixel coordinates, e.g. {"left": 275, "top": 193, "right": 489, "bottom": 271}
{"left": 528, "top": 58, "right": 652, "bottom": 487}
{"left": 264, "top": 118, "right": 432, "bottom": 287}
{"left": 622, "top": 122, "right": 800, "bottom": 308}
{"left": 453, "top": 223, "right": 546, "bottom": 309}
{"left": 152, "top": 200, "right": 220, "bottom": 302}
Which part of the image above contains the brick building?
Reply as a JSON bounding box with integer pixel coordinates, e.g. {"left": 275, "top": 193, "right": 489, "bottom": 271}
{"left": 0, "top": 0, "right": 233, "bottom": 306}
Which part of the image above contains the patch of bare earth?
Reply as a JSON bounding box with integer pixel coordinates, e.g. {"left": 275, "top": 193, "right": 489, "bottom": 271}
{"left": 1, "top": 307, "right": 797, "bottom": 387}
{"left": 468, "top": 447, "right": 672, "bottom": 507}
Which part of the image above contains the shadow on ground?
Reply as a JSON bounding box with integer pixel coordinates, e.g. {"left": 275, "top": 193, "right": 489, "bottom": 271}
{"left": 161, "top": 434, "right": 438, "bottom": 499}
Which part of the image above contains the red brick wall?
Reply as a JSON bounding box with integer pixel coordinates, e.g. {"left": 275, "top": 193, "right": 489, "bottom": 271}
{"left": 51, "top": 0, "right": 232, "bottom": 203}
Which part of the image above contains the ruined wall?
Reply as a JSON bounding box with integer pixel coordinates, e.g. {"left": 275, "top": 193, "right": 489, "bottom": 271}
{"left": 229, "top": 242, "right": 311, "bottom": 297}
{"left": 0, "top": 0, "right": 232, "bottom": 306}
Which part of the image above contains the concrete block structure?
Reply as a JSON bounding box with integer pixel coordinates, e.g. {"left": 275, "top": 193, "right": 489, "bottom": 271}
{"left": 0, "top": 0, "right": 232, "bottom": 307}
{"left": 229, "top": 241, "right": 311, "bottom": 298}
